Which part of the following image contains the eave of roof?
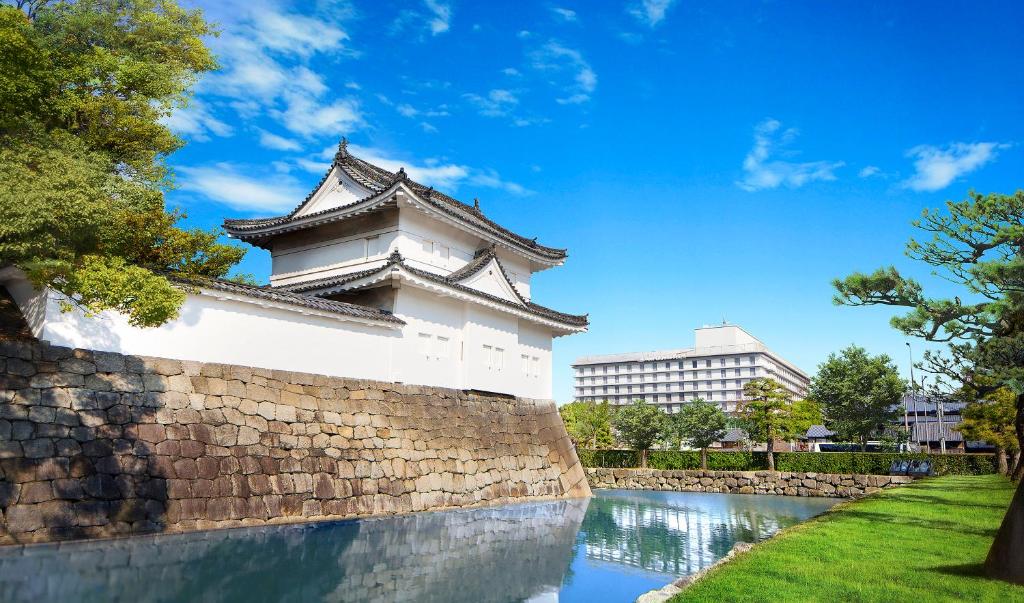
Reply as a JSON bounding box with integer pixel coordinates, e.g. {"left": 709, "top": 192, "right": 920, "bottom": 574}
{"left": 276, "top": 250, "right": 588, "bottom": 331}
{"left": 223, "top": 139, "right": 567, "bottom": 262}
{"left": 171, "top": 275, "right": 405, "bottom": 327}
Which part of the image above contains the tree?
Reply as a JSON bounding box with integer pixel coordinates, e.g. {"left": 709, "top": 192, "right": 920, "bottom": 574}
{"left": 560, "top": 400, "right": 614, "bottom": 449}
{"left": 0, "top": 0, "right": 246, "bottom": 328}
{"left": 612, "top": 400, "right": 668, "bottom": 468}
{"left": 809, "top": 345, "right": 906, "bottom": 451}
{"left": 959, "top": 388, "right": 1019, "bottom": 476}
{"left": 740, "top": 378, "right": 820, "bottom": 470}
{"left": 675, "top": 398, "right": 728, "bottom": 469}
{"left": 833, "top": 190, "right": 1024, "bottom": 583}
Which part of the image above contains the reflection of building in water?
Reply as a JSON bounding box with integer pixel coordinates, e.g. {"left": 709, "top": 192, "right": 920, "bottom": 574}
{"left": 0, "top": 498, "right": 589, "bottom": 603}
{"left": 582, "top": 493, "right": 799, "bottom": 577}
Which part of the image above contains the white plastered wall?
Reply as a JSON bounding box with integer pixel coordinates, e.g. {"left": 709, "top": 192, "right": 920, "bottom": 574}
{"left": 28, "top": 289, "right": 399, "bottom": 382}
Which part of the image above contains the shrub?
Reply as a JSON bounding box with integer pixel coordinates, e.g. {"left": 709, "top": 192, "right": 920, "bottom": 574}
{"left": 577, "top": 449, "right": 996, "bottom": 475}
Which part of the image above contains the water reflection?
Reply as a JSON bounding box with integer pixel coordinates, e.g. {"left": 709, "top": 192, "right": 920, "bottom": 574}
{"left": 0, "top": 491, "right": 837, "bottom": 603}
{"left": 581, "top": 490, "right": 837, "bottom": 577}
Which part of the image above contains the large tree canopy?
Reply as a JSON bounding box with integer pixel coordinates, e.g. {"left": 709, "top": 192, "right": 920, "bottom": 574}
{"left": 834, "top": 190, "right": 1024, "bottom": 583}
{"left": 674, "top": 398, "right": 727, "bottom": 470}
{"left": 0, "top": 0, "right": 245, "bottom": 327}
{"left": 809, "top": 345, "right": 906, "bottom": 451}
{"left": 612, "top": 400, "right": 667, "bottom": 468}
{"left": 740, "top": 377, "right": 819, "bottom": 471}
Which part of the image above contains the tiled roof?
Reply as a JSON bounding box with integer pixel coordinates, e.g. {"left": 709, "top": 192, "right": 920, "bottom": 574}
{"left": 277, "top": 250, "right": 588, "bottom": 329}
{"left": 223, "top": 140, "right": 567, "bottom": 262}
{"left": 720, "top": 428, "right": 748, "bottom": 443}
{"left": 172, "top": 276, "right": 405, "bottom": 326}
{"left": 805, "top": 424, "right": 836, "bottom": 439}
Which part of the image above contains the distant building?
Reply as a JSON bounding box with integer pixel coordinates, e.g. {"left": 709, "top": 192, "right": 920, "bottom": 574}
{"left": 571, "top": 324, "right": 809, "bottom": 413}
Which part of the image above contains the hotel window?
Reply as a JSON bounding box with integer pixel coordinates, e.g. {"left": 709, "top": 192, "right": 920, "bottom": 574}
{"left": 705, "top": 360, "right": 711, "bottom": 368}
{"left": 692, "top": 361, "right": 697, "bottom": 368}
{"left": 734, "top": 357, "right": 740, "bottom": 366}
{"left": 720, "top": 369, "right": 726, "bottom": 378}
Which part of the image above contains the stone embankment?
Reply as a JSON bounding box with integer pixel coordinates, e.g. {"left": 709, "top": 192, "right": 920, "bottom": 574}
{"left": 0, "top": 340, "right": 590, "bottom": 544}
{"left": 587, "top": 468, "right": 912, "bottom": 498}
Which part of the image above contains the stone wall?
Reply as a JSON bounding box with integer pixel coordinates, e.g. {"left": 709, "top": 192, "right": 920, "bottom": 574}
{"left": 586, "top": 468, "right": 912, "bottom": 498}
{"left": 0, "top": 339, "right": 590, "bottom": 544}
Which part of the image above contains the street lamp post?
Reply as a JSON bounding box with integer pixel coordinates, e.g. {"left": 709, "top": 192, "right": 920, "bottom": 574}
{"left": 906, "top": 342, "right": 919, "bottom": 450}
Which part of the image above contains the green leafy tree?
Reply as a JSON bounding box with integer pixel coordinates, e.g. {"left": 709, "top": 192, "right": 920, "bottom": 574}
{"left": 560, "top": 400, "right": 614, "bottom": 449}
{"left": 612, "top": 400, "right": 668, "bottom": 468}
{"left": 0, "top": 0, "right": 246, "bottom": 327}
{"left": 833, "top": 190, "right": 1024, "bottom": 582}
{"left": 809, "top": 345, "right": 906, "bottom": 451}
{"left": 741, "top": 378, "right": 820, "bottom": 470}
{"left": 675, "top": 398, "right": 728, "bottom": 469}
{"left": 959, "top": 388, "right": 1019, "bottom": 476}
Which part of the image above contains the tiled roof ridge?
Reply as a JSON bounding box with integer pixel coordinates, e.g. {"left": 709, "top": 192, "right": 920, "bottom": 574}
{"left": 169, "top": 273, "right": 404, "bottom": 325}
{"left": 223, "top": 139, "right": 567, "bottom": 260}
{"left": 275, "top": 250, "right": 588, "bottom": 328}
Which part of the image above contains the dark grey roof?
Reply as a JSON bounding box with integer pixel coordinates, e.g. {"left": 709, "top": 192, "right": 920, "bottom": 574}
{"left": 224, "top": 140, "right": 567, "bottom": 261}
{"left": 915, "top": 421, "right": 964, "bottom": 443}
{"left": 173, "top": 276, "right": 404, "bottom": 326}
{"left": 276, "top": 250, "right": 588, "bottom": 329}
{"left": 720, "top": 428, "right": 748, "bottom": 443}
{"left": 805, "top": 425, "right": 836, "bottom": 439}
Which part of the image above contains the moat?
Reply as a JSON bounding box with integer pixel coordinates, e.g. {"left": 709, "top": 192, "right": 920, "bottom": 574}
{"left": 0, "top": 490, "right": 839, "bottom": 602}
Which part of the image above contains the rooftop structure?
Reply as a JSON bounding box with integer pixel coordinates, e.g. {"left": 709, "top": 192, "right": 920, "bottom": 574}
{"left": 3, "top": 139, "right": 586, "bottom": 399}
{"left": 572, "top": 325, "right": 808, "bottom": 413}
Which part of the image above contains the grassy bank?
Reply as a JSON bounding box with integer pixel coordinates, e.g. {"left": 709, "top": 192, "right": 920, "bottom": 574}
{"left": 672, "top": 475, "right": 1024, "bottom": 602}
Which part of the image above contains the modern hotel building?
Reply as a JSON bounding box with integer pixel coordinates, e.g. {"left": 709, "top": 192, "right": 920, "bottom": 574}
{"left": 572, "top": 325, "right": 809, "bottom": 413}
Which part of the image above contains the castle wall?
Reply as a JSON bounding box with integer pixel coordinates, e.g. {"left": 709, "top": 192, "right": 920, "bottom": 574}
{"left": 0, "top": 340, "right": 589, "bottom": 545}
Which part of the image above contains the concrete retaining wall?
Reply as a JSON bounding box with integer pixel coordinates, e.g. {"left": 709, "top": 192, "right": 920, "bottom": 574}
{"left": 0, "top": 340, "right": 589, "bottom": 544}
{"left": 586, "top": 468, "right": 912, "bottom": 498}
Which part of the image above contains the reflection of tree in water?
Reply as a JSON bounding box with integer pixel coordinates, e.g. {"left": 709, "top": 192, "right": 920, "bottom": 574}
{"left": 582, "top": 493, "right": 830, "bottom": 577}
{"left": 0, "top": 499, "right": 590, "bottom": 603}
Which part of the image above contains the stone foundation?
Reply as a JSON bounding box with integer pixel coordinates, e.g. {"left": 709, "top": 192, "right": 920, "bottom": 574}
{"left": 0, "top": 340, "right": 589, "bottom": 544}
{"left": 586, "top": 468, "right": 912, "bottom": 498}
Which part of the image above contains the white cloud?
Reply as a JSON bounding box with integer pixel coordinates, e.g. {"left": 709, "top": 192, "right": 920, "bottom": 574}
{"left": 901, "top": 142, "right": 1009, "bottom": 192}
{"left": 530, "top": 41, "right": 597, "bottom": 104}
{"left": 552, "top": 7, "right": 577, "bottom": 21}
{"left": 464, "top": 89, "right": 520, "bottom": 117}
{"left": 161, "top": 99, "right": 233, "bottom": 141}
{"left": 502, "top": 67, "right": 521, "bottom": 76}
{"left": 629, "top": 0, "right": 676, "bottom": 27}
{"left": 737, "top": 119, "right": 845, "bottom": 192}
{"left": 517, "top": 30, "right": 532, "bottom": 39}
{"left": 196, "top": 2, "right": 362, "bottom": 140}
{"left": 257, "top": 129, "right": 302, "bottom": 152}
{"left": 177, "top": 163, "right": 307, "bottom": 213}
{"left": 425, "top": 0, "right": 453, "bottom": 35}
{"left": 271, "top": 96, "right": 362, "bottom": 138}
{"left": 858, "top": 165, "right": 881, "bottom": 178}
{"left": 392, "top": 1, "right": 453, "bottom": 38}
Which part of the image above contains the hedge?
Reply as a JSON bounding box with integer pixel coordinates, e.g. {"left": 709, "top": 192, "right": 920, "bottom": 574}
{"left": 577, "top": 449, "right": 996, "bottom": 476}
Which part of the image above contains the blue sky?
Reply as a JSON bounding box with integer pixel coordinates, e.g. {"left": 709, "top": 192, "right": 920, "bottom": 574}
{"left": 166, "top": 0, "right": 1024, "bottom": 402}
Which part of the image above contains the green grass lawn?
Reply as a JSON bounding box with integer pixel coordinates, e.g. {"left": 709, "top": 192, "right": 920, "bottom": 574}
{"left": 672, "top": 475, "right": 1024, "bottom": 603}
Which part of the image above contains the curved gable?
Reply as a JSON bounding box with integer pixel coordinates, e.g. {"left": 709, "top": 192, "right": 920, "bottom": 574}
{"left": 293, "top": 166, "right": 376, "bottom": 218}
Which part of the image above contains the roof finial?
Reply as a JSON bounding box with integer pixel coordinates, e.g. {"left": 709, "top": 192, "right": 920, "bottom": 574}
{"left": 396, "top": 167, "right": 408, "bottom": 181}
{"left": 334, "top": 137, "right": 349, "bottom": 162}
{"left": 473, "top": 197, "right": 480, "bottom": 211}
